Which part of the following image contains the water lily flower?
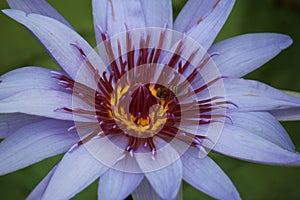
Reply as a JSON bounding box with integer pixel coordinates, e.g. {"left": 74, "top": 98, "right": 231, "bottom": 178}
{"left": 1, "top": 0, "right": 300, "bottom": 199}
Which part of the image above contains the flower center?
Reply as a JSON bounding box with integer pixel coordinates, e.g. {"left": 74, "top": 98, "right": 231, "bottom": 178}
{"left": 129, "top": 84, "right": 157, "bottom": 127}
{"left": 52, "top": 27, "right": 235, "bottom": 164}
{"left": 110, "top": 82, "right": 165, "bottom": 138}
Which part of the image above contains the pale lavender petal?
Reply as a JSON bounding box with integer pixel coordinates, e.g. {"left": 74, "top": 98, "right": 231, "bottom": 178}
{"left": 0, "top": 120, "right": 76, "bottom": 176}
{"left": 0, "top": 66, "right": 63, "bottom": 99}
{"left": 182, "top": 148, "right": 240, "bottom": 200}
{"left": 92, "top": 0, "right": 108, "bottom": 45}
{"left": 271, "top": 108, "right": 300, "bottom": 121}
{"left": 140, "top": 0, "right": 173, "bottom": 28}
{"left": 0, "top": 113, "right": 43, "bottom": 138}
{"left": 213, "top": 123, "right": 300, "bottom": 165}
{"left": 229, "top": 112, "right": 295, "bottom": 151}
{"left": 132, "top": 178, "right": 162, "bottom": 200}
{"left": 93, "top": 0, "right": 153, "bottom": 33}
{"left": 135, "top": 138, "right": 183, "bottom": 199}
{"left": 27, "top": 165, "right": 57, "bottom": 200}
{"left": 98, "top": 168, "right": 143, "bottom": 200}
{"left": 224, "top": 78, "right": 300, "bottom": 111}
{"left": 132, "top": 178, "right": 183, "bottom": 200}
{"left": 42, "top": 140, "right": 109, "bottom": 200}
{"left": 106, "top": 0, "right": 146, "bottom": 35}
{"left": 7, "top": 0, "right": 72, "bottom": 28}
{"left": 174, "top": 0, "right": 235, "bottom": 50}
{"left": 0, "top": 89, "right": 74, "bottom": 121}
{"left": 209, "top": 33, "right": 292, "bottom": 77}
{"left": 2, "top": 9, "right": 94, "bottom": 79}
{"left": 174, "top": 0, "right": 219, "bottom": 32}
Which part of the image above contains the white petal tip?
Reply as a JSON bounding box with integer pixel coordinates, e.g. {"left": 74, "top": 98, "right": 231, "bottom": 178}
{"left": 278, "top": 34, "right": 293, "bottom": 50}
{"left": 67, "top": 126, "right": 76, "bottom": 132}
{"left": 116, "top": 153, "right": 127, "bottom": 162}
{"left": 68, "top": 143, "right": 79, "bottom": 153}
{"left": 2, "top": 9, "right": 24, "bottom": 17}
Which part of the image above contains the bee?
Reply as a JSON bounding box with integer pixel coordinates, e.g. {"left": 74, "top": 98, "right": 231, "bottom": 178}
{"left": 156, "top": 85, "right": 180, "bottom": 99}
{"left": 156, "top": 86, "right": 169, "bottom": 99}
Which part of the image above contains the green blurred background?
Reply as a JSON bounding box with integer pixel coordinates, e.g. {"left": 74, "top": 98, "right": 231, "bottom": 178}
{"left": 0, "top": 0, "right": 300, "bottom": 199}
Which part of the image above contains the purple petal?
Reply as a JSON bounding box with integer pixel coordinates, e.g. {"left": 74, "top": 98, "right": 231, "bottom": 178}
{"left": 271, "top": 107, "right": 300, "bottom": 121}
{"left": 92, "top": 0, "right": 108, "bottom": 45}
{"left": 174, "top": 0, "right": 235, "bottom": 50}
{"left": 132, "top": 178, "right": 182, "bottom": 200}
{"left": 224, "top": 78, "right": 300, "bottom": 111}
{"left": 174, "top": 0, "right": 220, "bottom": 32}
{"left": 27, "top": 165, "right": 57, "bottom": 200}
{"left": 140, "top": 0, "right": 173, "bottom": 28}
{"left": 135, "top": 138, "right": 183, "bottom": 199}
{"left": 42, "top": 140, "right": 109, "bottom": 199}
{"left": 98, "top": 168, "right": 143, "bottom": 200}
{"left": 2, "top": 9, "right": 95, "bottom": 79}
{"left": 0, "top": 113, "right": 43, "bottom": 138}
{"left": 182, "top": 148, "right": 240, "bottom": 200}
{"left": 229, "top": 112, "right": 295, "bottom": 151}
{"left": 7, "top": 0, "right": 73, "bottom": 28}
{"left": 132, "top": 178, "right": 162, "bottom": 200}
{"left": 0, "top": 66, "right": 63, "bottom": 99}
{"left": 209, "top": 33, "right": 292, "bottom": 77}
{"left": 0, "top": 120, "right": 76, "bottom": 176}
{"left": 213, "top": 123, "right": 300, "bottom": 165}
{"left": 0, "top": 89, "right": 74, "bottom": 121}
{"left": 93, "top": 0, "right": 147, "bottom": 37}
{"left": 104, "top": 0, "right": 146, "bottom": 36}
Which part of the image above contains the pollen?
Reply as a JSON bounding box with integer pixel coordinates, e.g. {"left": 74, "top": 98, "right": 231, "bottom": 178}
{"left": 137, "top": 117, "right": 150, "bottom": 127}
